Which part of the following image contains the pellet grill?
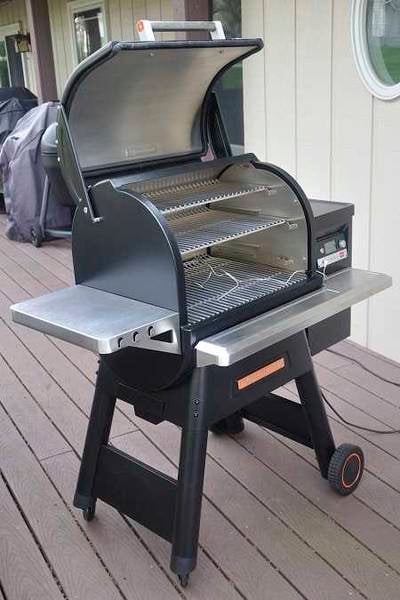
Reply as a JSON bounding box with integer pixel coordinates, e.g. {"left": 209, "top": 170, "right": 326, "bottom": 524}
{"left": 11, "top": 20, "right": 391, "bottom": 588}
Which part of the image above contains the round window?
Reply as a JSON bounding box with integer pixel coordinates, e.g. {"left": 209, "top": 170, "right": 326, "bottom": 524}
{"left": 352, "top": 0, "right": 400, "bottom": 99}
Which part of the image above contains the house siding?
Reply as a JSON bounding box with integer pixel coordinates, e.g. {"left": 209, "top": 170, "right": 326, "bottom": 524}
{"left": 0, "top": 0, "right": 25, "bottom": 24}
{"left": 242, "top": 0, "right": 400, "bottom": 363}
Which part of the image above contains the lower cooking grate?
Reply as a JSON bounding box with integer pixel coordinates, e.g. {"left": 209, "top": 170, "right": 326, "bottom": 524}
{"left": 184, "top": 256, "right": 308, "bottom": 326}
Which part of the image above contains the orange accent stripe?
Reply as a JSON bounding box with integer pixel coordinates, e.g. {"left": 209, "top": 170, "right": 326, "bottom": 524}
{"left": 237, "top": 358, "right": 285, "bottom": 391}
{"left": 137, "top": 20, "right": 144, "bottom": 32}
{"left": 341, "top": 453, "right": 362, "bottom": 489}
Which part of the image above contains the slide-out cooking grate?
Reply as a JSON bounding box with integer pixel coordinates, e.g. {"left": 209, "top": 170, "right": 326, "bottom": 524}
{"left": 168, "top": 208, "right": 285, "bottom": 256}
{"left": 143, "top": 178, "right": 274, "bottom": 214}
{"left": 184, "top": 256, "right": 307, "bottom": 326}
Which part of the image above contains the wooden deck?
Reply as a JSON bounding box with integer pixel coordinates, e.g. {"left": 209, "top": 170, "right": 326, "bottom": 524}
{"left": 1, "top": 213, "right": 400, "bottom": 600}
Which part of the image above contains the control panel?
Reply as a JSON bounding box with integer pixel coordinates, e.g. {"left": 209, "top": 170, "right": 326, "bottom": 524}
{"left": 317, "top": 230, "right": 348, "bottom": 270}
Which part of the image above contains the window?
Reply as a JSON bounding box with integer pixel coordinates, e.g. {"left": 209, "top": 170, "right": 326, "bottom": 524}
{"left": 352, "top": 0, "right": 400, "bottom": 99}
{"left": 0, "top": 41, "right": 10, "bottom": 87}
{"left": 0, "top": 24, "right": 27, "bottom": 89}
{"left": 210, "top": 0, "right": 243, "bottom": 153}
{"left": 69, "top": 0, "right": 107, "bottom": 64}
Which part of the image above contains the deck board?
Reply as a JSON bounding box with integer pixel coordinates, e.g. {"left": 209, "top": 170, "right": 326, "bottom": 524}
{"left": 0, "top": 405, "right": 124, "bottom": 600}
{"left": 1, "top": 222, "right": 400, "bottom": 599}
{"left": 241, "top": 423, "right": 400, "bottom": 576}
{"left": 0, "top": 474, "right": 65, "bottom": 600}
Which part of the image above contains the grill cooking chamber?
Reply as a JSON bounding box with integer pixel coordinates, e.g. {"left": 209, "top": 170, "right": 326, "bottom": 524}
{"left": 55, "top": 38, "right": 322, "bottom": 388}
{"left": 118, "top": 158, "right": 320, "bottom": 333}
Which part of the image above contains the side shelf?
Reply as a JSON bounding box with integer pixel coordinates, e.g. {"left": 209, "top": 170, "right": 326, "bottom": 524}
{"left": 10, "top": 285, "right": 180, "bottom": 355}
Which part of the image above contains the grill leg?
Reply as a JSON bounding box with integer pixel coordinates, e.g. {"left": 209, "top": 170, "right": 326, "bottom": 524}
{"left": 170, "top": 367, "right": 209, "bottom": 584}
{"left": 73, "top": 360, "right": 116, "bottom": 511}
{"left": 295, "top": 337, "right": 336, "bottom": 478}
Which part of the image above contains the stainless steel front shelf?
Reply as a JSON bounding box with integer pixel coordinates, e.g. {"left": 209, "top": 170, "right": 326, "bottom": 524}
{"left": 195, "top": 268, "right": 392, "bottom": 367}
{"left": 168, "top": 208, "right": 285, "bottom": 256}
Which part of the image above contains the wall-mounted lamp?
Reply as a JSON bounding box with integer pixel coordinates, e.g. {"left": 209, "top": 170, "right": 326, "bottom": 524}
{"left": 14, "top": 32, "right": 31, "bottom": 53}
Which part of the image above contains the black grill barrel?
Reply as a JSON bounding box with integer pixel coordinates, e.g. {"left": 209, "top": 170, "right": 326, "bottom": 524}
{"left": 72, "top": 180, "right": 186, "bottom": 316}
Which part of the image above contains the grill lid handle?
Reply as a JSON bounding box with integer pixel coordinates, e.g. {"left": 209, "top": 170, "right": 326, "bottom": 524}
{"left": 136, "top": 19, "right": 226, "bottom": 42}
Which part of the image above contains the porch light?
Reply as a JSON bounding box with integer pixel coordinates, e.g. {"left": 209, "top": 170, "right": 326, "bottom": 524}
{"left": 14, "top": 32, "right": 31, "bottom": 53}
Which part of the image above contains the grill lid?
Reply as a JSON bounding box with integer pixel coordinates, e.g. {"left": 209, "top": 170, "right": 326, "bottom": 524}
{"left": 61, "top": 39, "right": 262, "bottom": 173}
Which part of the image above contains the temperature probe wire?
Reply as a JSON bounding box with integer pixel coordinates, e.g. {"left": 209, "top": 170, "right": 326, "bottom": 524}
{"left": 327, "top": 348, "right": 400, "bottom": 388}
{"left": 321, "top": 390, "right": 400, "bottom": 435}
{"left": 320, "top": 348, "right": 400, "bottom": 434}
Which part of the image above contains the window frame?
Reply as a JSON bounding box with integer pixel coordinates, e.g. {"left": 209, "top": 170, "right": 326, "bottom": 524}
{"left": 351, "top": 0, "right": 400, "bottom": 100}
{"left": 68, "top": 0, "right": 109, "bottom": 67}
{"left": 0, "top": 22, "right": 30, "bottom": 89}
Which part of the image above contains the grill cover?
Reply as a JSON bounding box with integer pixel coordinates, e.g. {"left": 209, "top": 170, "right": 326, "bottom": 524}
{"left": 0, "top": 102, "right": 71, "bottom": 242}
{"left": 61, "top": 40, "right": 262, "bottom": 172}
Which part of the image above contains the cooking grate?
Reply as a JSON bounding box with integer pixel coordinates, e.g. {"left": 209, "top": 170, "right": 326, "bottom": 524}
{"left": 168, "top": 207, "right": 285, "bottom": 256}
{"left": 184, "top": 256, "right": 308, "bottom": 326}
{"left": 143, "top": 178, "right": 274, "bottom": 214}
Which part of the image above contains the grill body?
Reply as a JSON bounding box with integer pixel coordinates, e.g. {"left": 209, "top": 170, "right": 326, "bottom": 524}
{"left": 51, "top": 37, "right": 362, "bottom": 583}
{"left": 70, "top": 155, "right": 323, "bottom": 389}
{"left": 55, "top": 40, "right": 322, "bottom": 386}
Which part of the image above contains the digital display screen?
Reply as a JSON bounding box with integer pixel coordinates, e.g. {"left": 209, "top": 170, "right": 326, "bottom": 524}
{"left": 324, "top": 240, "right": 337, "bottom": 254}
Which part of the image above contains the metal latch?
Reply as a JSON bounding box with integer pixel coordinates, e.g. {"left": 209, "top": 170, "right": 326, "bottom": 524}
{"left": 136, "top": 19, "right": 226, "bottom": 42}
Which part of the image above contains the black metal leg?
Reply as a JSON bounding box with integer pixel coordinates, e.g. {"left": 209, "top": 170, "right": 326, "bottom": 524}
{"left": 74, "top": 360, "right": 116, "bottom": 510}
{"left": 38, "top": 176, "right": 50, "bottom": 237}
{"left": 170, "top": 367, "right": 209, "bottom": 583}
{"left": 295, "top": 346, "right": 336, "bottom": 478}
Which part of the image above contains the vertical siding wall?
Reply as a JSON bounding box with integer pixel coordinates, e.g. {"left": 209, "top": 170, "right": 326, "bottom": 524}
{"left": 243, "top": 0, "right": 400, "bottom": 362}
{"left": 0, "top": 0, "right": 37, "bottom": 94}
{"left": 48, "top": 0, "right": 175, "bottom": 95}
{"left": 0, "top": 0, "right": 26, "bottom": 29}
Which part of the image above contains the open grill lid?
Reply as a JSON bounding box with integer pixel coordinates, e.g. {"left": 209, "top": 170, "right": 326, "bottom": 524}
{"left": 60, "top": 39, "right": 263, "bottom": 173}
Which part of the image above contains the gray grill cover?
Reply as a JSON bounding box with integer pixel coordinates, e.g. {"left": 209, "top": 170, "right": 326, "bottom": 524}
{"left": 0, "top": 98, "right": 29, "bottom": 146}
{"left": 0, "top": 102, "right": 71, "bottom": 242}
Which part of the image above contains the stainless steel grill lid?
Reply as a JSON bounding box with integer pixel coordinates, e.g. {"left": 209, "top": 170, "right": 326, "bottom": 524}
{"left": 61, "top": 39, "right": 262, "bottom": 172}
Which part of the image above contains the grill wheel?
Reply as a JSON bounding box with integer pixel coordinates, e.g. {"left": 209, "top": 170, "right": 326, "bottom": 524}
{"left": 328, "top": 444, "right": 364, "bottom": 496}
